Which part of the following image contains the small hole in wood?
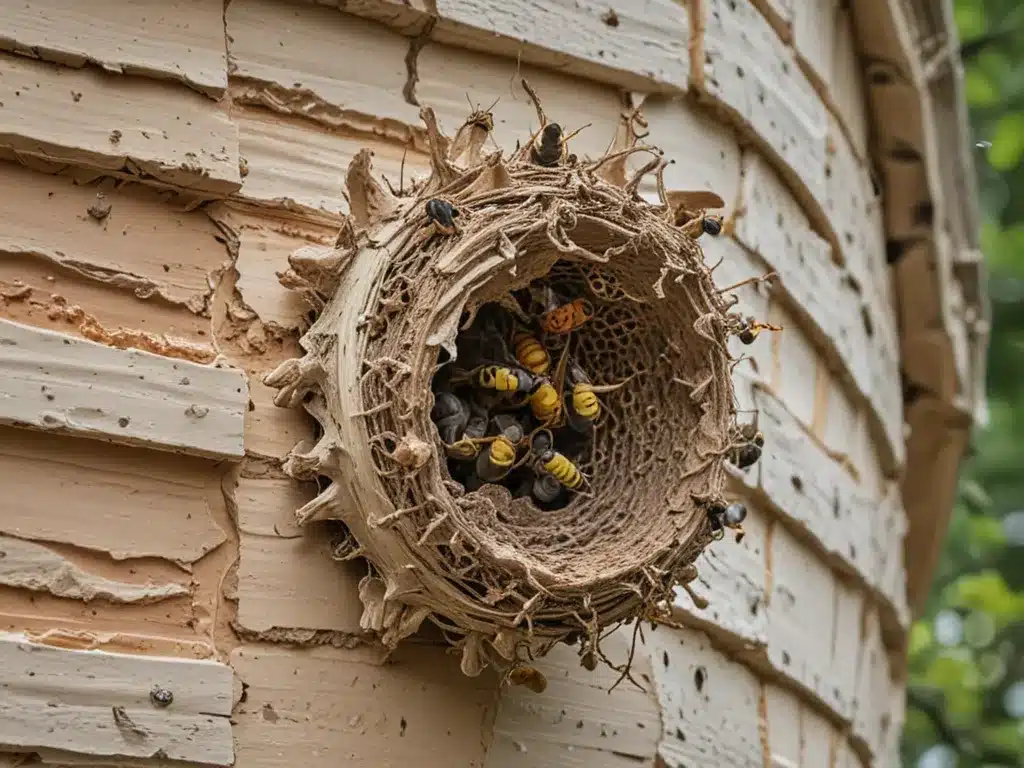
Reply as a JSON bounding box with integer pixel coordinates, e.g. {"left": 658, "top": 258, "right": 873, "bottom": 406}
{"left": 869, "top": 67, "right": 895, "bottom": 86}
{"left": 663, "top": 650, "right": 670, "bottom": 667}
{"left": 790, "top": 475, "right": 804, "bottom": 492}
{"left": 694, "top": 666, "right": 706, "bottom": 692}
{"left": 861, "top": 306, "right": 875, "bottom": 338}
{"left": 889, "top": 142, "right": 922, "bottom": 163}
{"left": 913, "top": 200, "right": 935, "bottom": 227}
{"left": 736, "top": 65, "right": 745, "bottom": 78}
{"left": 782, "top": 650, "right": 791, "bottom": 665}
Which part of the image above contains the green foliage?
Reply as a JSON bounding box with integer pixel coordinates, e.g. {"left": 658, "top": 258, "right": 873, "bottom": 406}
{"left": 902, "top": 3, "right": 1024, "bottom": 766}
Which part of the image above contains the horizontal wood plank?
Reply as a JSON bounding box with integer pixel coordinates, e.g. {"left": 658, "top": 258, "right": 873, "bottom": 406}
{"left": 0, "top": 632, "right": 233, "bottom": 764}
{"left": 0, "top": 0, "right": 227, "bottom": 97}
{"left": 230, "top": 643, "right": 497, "bottom": 767}
{"left": 0, "top": 319, "right": 246, "bottom": 459}
{"left": 0, "top": 54, "right": 240, "bottom": 196}
{"left": 227, "top": 0, "right": 422, "bottom": 139}
{"left": 0, "top": 161, "right": 228, "bottom": 314}
{"left": 431, "top": 0, "right": 691, "bottom": 93}
{"left": 234, "top": 108, "right": 429, "bottom": 216}
{"left": 766, "top": 523, "right": 847, "bottom": 720}
{"left": 0, "top": 427, "right": 227, "bottom": 563}
{"left": 672, "top": 501, "right": 769, "bottom": 647}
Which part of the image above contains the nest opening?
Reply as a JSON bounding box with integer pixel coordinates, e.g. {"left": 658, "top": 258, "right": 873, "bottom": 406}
{"left": 430, "top": 256, "right": 719, "bottom": 585}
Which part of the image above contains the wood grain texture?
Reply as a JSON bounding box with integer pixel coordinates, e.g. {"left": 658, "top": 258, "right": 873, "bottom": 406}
{"left": 0, "top": 319, "right": 246, "bottom": 459}
{"left": 0, "top": 162, "right": 228, "bottom": 314}
{"left": 0, "top": 632, "right": 233, "bottom": 764}
{"left": 0, "top": 427, "right": 227, "bottom": 563}
{"left": 235, "top": 476, "right": 364, "bottom": 636}
{"left": 0, "top": 0, "right": 227, "bottom": 97}
{"left": 0, "top": 536, "right": 189, "bottom": 605}
{"left": 700, "top": 0, "right": 828, "bottom": 214}
{"left": 431, "top": 0, "right": 691, "bottom": 93}
{"left": 648, "top": 626, "right": 764, "bottom": 767}
{"left": 227, "top": 0, "right": 422, "bottom": 137}
{"left": 234, "top": 108, "right": 429, "bottom": 216}
{"left": 230, "top": 643, "right": 497, "bottom": 767}
{"left": 486, "top": 629, "right": 659, "bottom": 767}
{"left": 0, "top": 54, "right": 240, "bottom": 196}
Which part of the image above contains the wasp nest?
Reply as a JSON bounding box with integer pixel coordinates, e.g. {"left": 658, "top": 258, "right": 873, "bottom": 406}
{"left": 265, "top": 83, "right": 773, "bottom": 689}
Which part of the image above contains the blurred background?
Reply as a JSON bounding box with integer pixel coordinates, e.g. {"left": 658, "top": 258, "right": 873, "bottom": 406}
{"left": 900, "top": 2, "right": 1024, "bottom": 766}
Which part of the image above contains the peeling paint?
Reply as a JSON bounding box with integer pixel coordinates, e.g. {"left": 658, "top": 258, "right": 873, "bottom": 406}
{"left": 0, "top": 535, "right": 192, "bottom": 604}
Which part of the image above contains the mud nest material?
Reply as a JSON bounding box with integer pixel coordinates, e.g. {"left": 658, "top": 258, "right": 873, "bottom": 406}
{"left": 265, "top": 88, "right": 769, "bottom": 685}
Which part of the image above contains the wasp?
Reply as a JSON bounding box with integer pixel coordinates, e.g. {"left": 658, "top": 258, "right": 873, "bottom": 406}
{"left": 734, "top": 316, "right": 783, "bottom": 345}
{"left": 531, "top": 123, "right": 565, "bottom": 167}
{"left": 431, "top": 392, "right": 470, "bottom": 445}
{"left": 708, "top": 501, "right": 748, "bottom": 543}
{"left": 508, "top": 665, "right": 548, "bottom": 694}
{"left": 563, "top": 361, "right": 633, "bottom": 433}
{"left": 540, "top": 295, "right": 594, "bottom": 335}
{"left": 536, "top": 449, "right": 584, "bottom": 490}
{"left": 665, "top": 190, "right": 726, "bottom": 239}
{"left": 529, "top": 379, "right": 562, "bottom": 424}
{"left": 455, "top": 364, "right": 538, "bottom": 395}
{"left": 445, "top": 407, "right": 489, "bottom": 460}
{"left": 425, "top": 198, "right": 459, "bottom": 235}
{"left": 531, "top": 471, "right": 563, "bottom": 503}
{"left": 476, "top": 424, "right": 524, "bottom": 483}
{"left": 513, "top": 331, "right": 551, "bottom": 375}
{"left": 729, "top": 417, "right": 765, "bottom": 470}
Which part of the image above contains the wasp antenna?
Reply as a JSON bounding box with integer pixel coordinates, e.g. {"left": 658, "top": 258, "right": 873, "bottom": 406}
{"left": 485, "top": 95, "right": 501, "bottom": 113}
{"left": 465, "top": 92, "right": 475, "bottom": 112}
{"left": 716, "top": 272, "right": 777, "bottom": 294}
{"left": 560, "top": 123, "right": 592, "bottom": 146}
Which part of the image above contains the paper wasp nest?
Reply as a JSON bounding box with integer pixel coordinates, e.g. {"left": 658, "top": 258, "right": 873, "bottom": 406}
{"left": 265, "top": 86, "right": 770, "bottom": 687}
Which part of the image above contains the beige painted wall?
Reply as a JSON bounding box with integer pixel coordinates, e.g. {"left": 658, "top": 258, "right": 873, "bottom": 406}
{"left": 0, "top": 0, "right": 979, "bottom": 766}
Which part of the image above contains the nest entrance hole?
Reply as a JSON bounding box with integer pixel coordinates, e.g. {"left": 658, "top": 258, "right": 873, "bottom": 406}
{"left": 428, "top": 259, "right": 714, "bottom": 582}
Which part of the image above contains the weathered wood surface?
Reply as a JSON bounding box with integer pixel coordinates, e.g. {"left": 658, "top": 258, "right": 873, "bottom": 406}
{"left": 700, "top": 0, "right": 828, "bottom": 217}
{"left": 0, "top": 161, "right": 228, "bottom": 315}
{"left": 431, "top": 0, "right": 691, "bottom": 93}
{"left": 227, "top": 0, "right": 422, "bottom": 139}
{"left": 0, "top": 319, "right": 246, "bottom": 459}
{"left": 0, "top": 0, "right": 227, "bottom": 97}
{"left": 648, "top": 627, "right": 764, "bottom": 767}
{"left": 230, "top": 643, "right": 497, "bottom": 767}
{"left": 234, "top": 476, "right": 364, "bottom": 637}
{"left": 0, "top": 54, "right": 240, "bottom": 196}
{"left": 0, "top": 536, "right": 189, "bottom": 605}
{"left": 0, "top": 633, "right": 233, "bottom": 764}
{"left": 0, "top": 427, "right": 227, "bottom": 563}
{"left": 486, "top": 630, "right": 659, "bottom": 767}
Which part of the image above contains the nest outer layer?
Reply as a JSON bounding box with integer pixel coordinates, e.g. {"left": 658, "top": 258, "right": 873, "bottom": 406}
{"left": 265, "top": 103, "right": 743, "bottom": 678}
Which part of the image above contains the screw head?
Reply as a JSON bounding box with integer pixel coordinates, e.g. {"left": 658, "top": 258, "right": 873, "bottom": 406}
{"left": 150, "top": 686, "right": 173, "bottom": 707}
